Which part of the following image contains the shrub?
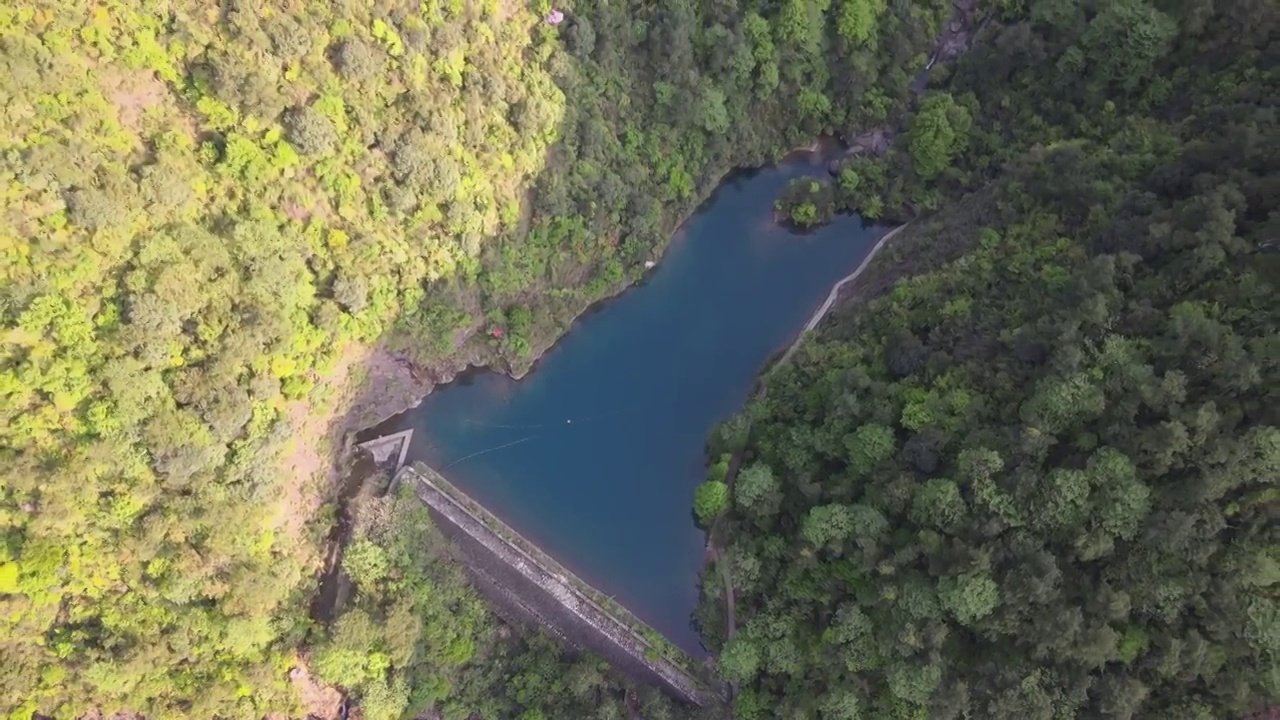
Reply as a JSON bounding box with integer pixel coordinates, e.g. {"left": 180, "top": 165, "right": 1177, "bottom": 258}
{"left": 284, "top": 105, "right": 338, "bottom": 155}
{"left": 694, "top": 480, "right": 729, "bottom": 526}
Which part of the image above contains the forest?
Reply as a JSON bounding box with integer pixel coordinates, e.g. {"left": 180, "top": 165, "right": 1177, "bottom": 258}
{"left": 1, "top": 0, "right": 1274, "bottom": 718}
{"left": 699, "top": 1, "right": 1278, "bottom": 719}
{"left": 0, "top": 0, "right": 945, "bottom": 716}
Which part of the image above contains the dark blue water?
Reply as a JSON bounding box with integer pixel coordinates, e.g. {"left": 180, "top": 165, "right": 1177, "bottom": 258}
{"left": 372, "top": 160, "right": 884, "bottom": 655}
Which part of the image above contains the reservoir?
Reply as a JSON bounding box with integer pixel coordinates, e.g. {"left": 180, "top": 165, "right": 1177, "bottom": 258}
{"left": 370, "top": 159, "right": 884, "bottom": 655}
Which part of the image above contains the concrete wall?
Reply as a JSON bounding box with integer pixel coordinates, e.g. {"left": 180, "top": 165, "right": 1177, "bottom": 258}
{"left": 400, "top": 464, "right": 725, "bottom": 705}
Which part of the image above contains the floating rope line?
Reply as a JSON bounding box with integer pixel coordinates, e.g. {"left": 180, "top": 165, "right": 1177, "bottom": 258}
{"left": 462, "top": 418, "right": 553, "bottom": 429}
{"left": 461, "top": 403, "right": 637, "bottom": 431}
{"left": 446, "top": 399, "right": 655, "bottom": 467}
{"left": 442, "top": 434, "right": 540, "bottom": 469}
{"left": 563, "top": 407, "right": 627, "bottom": 424}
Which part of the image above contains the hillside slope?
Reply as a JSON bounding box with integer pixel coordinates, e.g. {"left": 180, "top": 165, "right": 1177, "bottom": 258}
{"left": 1, "top": 0, "right": 949, "bottom": 716}
{"left": 696, "top": 2, "right": 1278, "bottom": 718}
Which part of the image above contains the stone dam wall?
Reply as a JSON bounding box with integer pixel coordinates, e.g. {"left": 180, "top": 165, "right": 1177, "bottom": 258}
{"left": 400, "top": 463, "right": 726, "bottom": 706}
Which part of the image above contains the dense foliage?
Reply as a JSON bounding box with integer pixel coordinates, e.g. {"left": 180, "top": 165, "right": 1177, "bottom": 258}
{"left": 0, "top": 0, "right": 952, "bottom": 716}
{"left": 6, "top": 0, "right": 1272, "bottom": 715}
{"left": 695, "top": 455, "right": 734, "bottom": 526}
{"left": 698, "top": 2, "right": 1278, "bottom": 718}
{"left": 776, "top": 177, "right": 838, "bottom": 229}
{"left": 776, "top": 0, "right": 1276, "bottom": 226}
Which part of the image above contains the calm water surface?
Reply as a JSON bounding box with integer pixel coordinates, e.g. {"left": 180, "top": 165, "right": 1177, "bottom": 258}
{"left": 372, "top": 160, "right": 884, "bottom": 654}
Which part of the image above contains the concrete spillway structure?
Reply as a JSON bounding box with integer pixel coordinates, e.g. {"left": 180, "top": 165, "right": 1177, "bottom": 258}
{"left": 398, "top": 463, "right": 726, "bottom": 706}
{"left": 357, "top": 429, "right": 413, "bottom": 471}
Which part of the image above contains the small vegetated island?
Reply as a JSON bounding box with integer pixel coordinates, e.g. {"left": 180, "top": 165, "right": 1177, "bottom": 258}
{"left": 1, "top": 1, "right": 1274, "bottom": 720}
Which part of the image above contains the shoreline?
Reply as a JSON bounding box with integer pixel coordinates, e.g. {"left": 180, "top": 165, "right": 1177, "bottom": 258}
{"left": 506, "top": 136, "right": 839, "bottom": 382}
{"left": 356, "top": 136, "right": 845, "bottom": 420}
{"left": 304, "top": 137, "right": 857, "bottom": 708}
{"left": 706, "top": 220, "right": 914, "bottom": 661}
{"left": 774, "top": 221, "right": 912, "bottom": 369}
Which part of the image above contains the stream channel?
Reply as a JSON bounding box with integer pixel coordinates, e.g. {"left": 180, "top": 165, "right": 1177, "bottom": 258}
{"left": 368, "top": 157, "right": 887, "bottom": 655}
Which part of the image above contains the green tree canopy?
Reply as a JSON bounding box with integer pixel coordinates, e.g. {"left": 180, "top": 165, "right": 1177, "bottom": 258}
{"left": 694, "top": 480, "right": 730, "bottom": 526}
{"left": 907, "top": 92, "right": 972, "bottom": 179}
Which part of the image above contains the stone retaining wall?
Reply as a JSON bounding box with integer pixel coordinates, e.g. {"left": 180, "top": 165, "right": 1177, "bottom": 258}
{"left": 401, "top": 464, "right": 726, "bottom": 705}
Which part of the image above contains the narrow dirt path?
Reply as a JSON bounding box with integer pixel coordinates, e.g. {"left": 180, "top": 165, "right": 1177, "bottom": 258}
{"left": 718, "top": 554, "right": 735, "bottom": 640}
{"left": 709, "top": 543, "right": 736, "bottom": 641}
{"left": 709, "top": 222, "right": 911, "bottom": 656}
{"left": 776, "top": 222, "right": 911, "bottom": 368}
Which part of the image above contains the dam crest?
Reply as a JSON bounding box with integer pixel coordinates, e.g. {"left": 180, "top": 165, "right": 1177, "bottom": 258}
{"left": 394, "top": 461, "right": 725, "bottom": 705}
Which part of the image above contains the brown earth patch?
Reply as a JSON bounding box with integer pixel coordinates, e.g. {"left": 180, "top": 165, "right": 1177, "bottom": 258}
{"left": 100, "top": 69, "right": 168, "bottom": 133}
{"left": 287, "top": 664, "right": 343, "bottom": 720}
{"left": 274, "top": 343, "right": 451, "bottom": 555}
{"left": 272, "top": 343, "right": 443, "bottom": 719}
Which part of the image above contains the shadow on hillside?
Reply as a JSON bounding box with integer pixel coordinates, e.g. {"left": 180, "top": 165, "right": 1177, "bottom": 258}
{"left": 309, "top": 3, "right": 769, "bottom": 690}
{"left": 311, "top": 0, "right": 951, "bottom": 693}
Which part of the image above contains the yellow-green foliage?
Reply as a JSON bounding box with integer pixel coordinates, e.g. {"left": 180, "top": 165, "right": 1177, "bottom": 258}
{"left": 0, "top": 0, "right": 952, "bottom": 714}
{"left": 0, "top": 1, "right": 564, "bottom": 715}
